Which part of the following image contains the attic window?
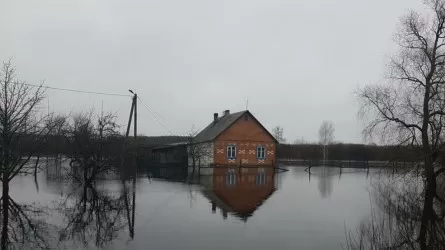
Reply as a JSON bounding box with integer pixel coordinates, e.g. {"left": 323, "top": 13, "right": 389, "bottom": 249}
{"left": 244, "top": 114, "right": 249, "bottom": 121}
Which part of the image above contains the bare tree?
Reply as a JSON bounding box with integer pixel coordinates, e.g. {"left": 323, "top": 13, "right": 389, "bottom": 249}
{"left": 319, "top": 121, "right": 334, "bottom": 162}
{"left": 0, "top": 61, "right": 54, "bottom": 180}
{"left": 63, "top": 111, "right": 121, "bottom": 183}
{"left": 45, "top": 114, "right": 68, "bottom": 158}
{"left": 0, "top": 60, "right": 61, "bottom": 247}
{"left": 0, "top": 60, "right": 62, "bottom": 250}
{"left": 318, "top": 121, "right": 334, "bottom": 145}
{"left": 357, "top": 1, "right": 445, "bottom": 248}
{"left": 272, "top": 126, "right": 286, "bottom": 143}
{"left": 186, "top": 128, "right": 211, "bottom": 177}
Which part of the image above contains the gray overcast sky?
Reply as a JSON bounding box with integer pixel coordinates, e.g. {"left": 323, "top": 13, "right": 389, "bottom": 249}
{"left": 0, "top": 0, "right": 424, "bottom": 143}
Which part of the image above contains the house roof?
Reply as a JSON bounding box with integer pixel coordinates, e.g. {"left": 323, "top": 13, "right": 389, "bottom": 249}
{"left": 151, "top": 141, "right": 189, "bottom": 151}
{"left": 194, "top": 110, "right": 278, "bottom": 143}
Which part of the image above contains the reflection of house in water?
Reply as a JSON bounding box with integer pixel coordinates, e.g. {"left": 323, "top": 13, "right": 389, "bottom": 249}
{"left": 201, "top": 167, "right": 277, "bottom": 221}
{"left": 150, "top": 110, "right": 279, "bottom": 219}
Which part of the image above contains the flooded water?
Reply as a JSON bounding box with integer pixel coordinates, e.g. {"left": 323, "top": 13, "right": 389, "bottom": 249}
{"left": 5, "top": 163, "right": 376, "bottom": 250}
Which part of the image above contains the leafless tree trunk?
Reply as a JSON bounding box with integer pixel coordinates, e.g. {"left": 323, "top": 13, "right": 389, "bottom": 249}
{"left": 357, "top": 1, "right": 445, "bottom": 248}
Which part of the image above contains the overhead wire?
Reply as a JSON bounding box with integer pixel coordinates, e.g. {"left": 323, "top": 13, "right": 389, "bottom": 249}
{"left": 136, "top": 96, "right": 184, "bottom": 137}
{"left": 12, "top": 81, "right": 183, "bottom": 137}
{"left": 17, "top": 82, "right": 131, "bottom": 97}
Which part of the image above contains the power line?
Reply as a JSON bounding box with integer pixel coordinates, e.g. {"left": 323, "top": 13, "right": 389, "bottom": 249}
{"left": 138, "top": 96, "right": 187, "bottom": 137}
{"left": 139, "top": 97, "right": 171, "bottom": 128}
{"left": 17, "top": 82, "right": 131, "bottom": 97}
{"left": 13, "top": 81, "right": 183, "bottom": 136}
{"left": 137, "top": 96, "right": 179, "bottom": 136}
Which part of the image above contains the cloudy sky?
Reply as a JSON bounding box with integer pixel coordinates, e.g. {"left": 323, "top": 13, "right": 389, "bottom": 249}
{"left": 0, "top": 0, "right": 425, "bottom": 143}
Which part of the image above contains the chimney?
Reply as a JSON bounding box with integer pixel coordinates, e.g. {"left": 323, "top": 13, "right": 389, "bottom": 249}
{"left": 223, "top": 110, "right": 230, "bottom": 116}
{"left": 214, "top": 113, "right": 219, "bottom": 123}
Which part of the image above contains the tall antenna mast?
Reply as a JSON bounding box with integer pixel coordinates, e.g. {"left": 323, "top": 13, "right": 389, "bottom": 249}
{"left": 245, "top": 97, "right": 249, "bottom": 110}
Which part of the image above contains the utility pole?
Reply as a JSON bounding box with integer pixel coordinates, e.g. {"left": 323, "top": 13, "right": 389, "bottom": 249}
{"left": 125, "top": 91, "right": 137, "bottom": 139}
{"left": 130, "top": 91, "right": 137, "bottom": 239}
{"left": 121, "top": 90, "right": 137, "bottom": 173}
{"left": 133, "top": 93, "right": 137, "bottom": 139}
{"left": 122, "top": 90, "right": 137, "bottom": 239}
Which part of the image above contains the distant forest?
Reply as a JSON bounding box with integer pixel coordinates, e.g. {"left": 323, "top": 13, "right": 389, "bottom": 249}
{"left": 277, "top": 143, "right": 424, "bottom": 162}
{"left": 34, "top": 135, "right": 190, "bottom": 156}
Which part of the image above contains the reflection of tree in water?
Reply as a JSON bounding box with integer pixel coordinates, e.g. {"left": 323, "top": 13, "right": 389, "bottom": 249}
{"left": 315, "top": 166, "right": 335, "bottom": 198}
{"left": 346, "top": 170, "right": 445, "bottom": 249}
{"left": 55, "top": 109, "right": 136, "bottom": 248}
{"left": 57, "top": 169, "right": 136, "bottom": 249}
{"left": 0, "top": 195, "right": 53, "bottom": 250}
{"left": 45, "top": 157, "right": 65, "bottom": 181}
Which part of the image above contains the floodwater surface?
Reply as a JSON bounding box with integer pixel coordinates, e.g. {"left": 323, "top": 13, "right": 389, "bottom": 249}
{"left": 5, "top": 163, "right": 376, "bottom": 250}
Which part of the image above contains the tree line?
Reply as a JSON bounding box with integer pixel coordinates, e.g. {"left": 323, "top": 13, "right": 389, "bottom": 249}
{"left": 276, "top": 143, "right": 423, "bottom": 162}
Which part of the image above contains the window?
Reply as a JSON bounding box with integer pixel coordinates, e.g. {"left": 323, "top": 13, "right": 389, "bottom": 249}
{"left": 256, "top": 172, "right": 266, "bottom": 185}
{"left": 257, "top": 146, "right": 266, "bottom": 159}
{"left": 227, "top": 145, "right": 236, "bottom": 159}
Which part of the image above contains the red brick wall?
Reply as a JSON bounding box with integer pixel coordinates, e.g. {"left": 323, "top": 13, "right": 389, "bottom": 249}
{"left": 213, "top": 113, "right": 276, "bottom": 165}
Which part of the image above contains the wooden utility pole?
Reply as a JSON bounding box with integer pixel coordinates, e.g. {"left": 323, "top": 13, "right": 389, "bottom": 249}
{"left": 121, "top": 92, "right": 137, "bottom": 167}
{"left": 131, "top": 93, "right": 137, "bottom": 239}
{"left": 122, "top": 90, "right": 137, "bottom": 239}
{"left": 134, "top": 93, "right": 137, "bottom": 139}
{"left": 125, "top": 93, "right": 137, "bottom": 139}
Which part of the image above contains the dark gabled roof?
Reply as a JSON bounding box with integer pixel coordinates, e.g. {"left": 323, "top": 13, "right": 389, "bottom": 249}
{"left": 194, "top": 110, "right": 278, "bottom": 143}
{"left": 194, "top": 111, "right": 246, "bottom": 143}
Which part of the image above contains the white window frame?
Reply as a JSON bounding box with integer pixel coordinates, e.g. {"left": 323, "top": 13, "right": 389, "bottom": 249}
{"left": 227, "top": 145, "right": 236, "bottom": 159}
{"left": 257, "top": 146, "right": 266, "bottom": 159}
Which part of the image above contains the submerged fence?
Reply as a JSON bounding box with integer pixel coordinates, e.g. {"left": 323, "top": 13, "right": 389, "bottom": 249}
{"left": 277, "top": 158, "right": 419, "bottom": 169}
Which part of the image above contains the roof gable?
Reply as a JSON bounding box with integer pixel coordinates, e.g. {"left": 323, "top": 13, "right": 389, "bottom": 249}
{"left": 194, "top": 110, "right": 278, "bottom": 143}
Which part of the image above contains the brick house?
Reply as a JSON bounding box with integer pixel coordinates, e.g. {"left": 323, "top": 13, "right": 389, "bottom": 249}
{"left": 188, "top": 110, "right": 277, "bottom": 174}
